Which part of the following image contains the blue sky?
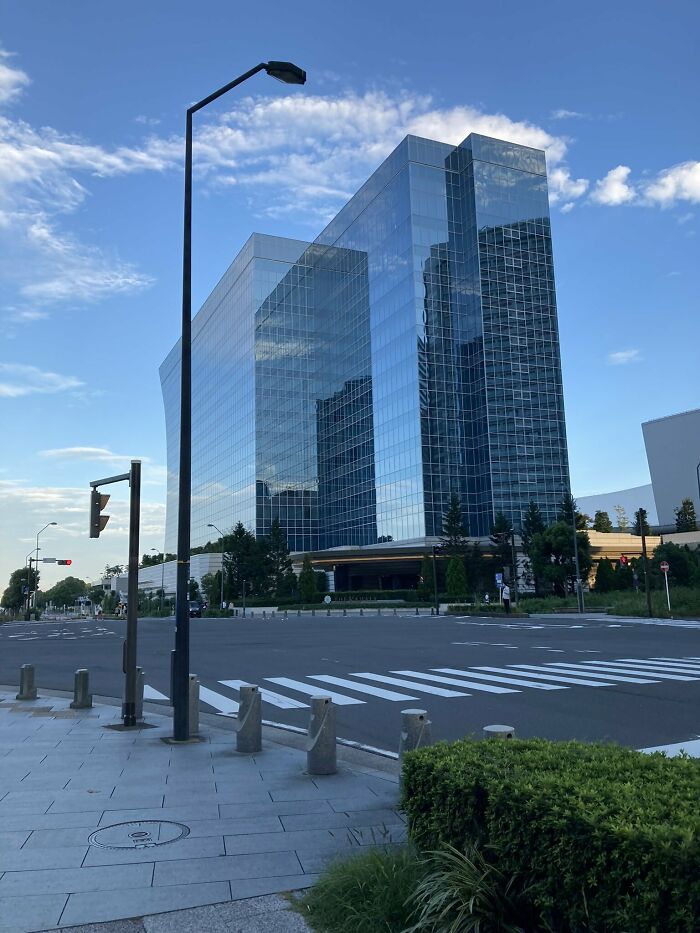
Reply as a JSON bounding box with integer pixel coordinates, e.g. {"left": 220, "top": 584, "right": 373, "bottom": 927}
{"left": 1, "top": 0, "right": 698, "bottom": 588}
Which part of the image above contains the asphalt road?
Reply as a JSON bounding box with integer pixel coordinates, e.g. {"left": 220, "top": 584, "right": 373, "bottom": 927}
{"left": 1, "top": 611, "right": 699, "bottom": 754}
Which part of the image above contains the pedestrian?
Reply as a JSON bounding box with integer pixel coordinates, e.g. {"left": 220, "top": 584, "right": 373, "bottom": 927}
{"left": 502, "top": 583, "right": 511, "bottom": 614}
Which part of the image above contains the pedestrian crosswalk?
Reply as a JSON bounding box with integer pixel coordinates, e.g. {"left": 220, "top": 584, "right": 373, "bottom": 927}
{"left": 144, "top": 655, "right": 700, "bottom": 717}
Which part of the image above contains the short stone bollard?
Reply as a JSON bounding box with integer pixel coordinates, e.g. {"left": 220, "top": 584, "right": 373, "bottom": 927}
{"left": 272, "top": 611, "right": 276, "bottom": 618}
{"left": 343, "top": 608, "right": 347, "bottom": 616}
{"left": 399, "top": 708, "right": 432, "bottom": 759}
{"left": 70, "top": 669, "right": 92, "bottom": 709}
{"left": 135, "top": 667, "right": 145, "bottom": 721}
{"left": 360, "top": 608, "right": 364, "bottom": 616}
{"left": 297, "top": 609, "right": 301, "bottom": 617}
{"left": 326, "top": 608, "right": 330, "bottom": 617}
{"left": 415, "top": 606, "right": 419, "bottom": 615}
{"left": 284, "top": 610, "right": 288, "bottom": 621}
{"left": 188, "top": 674, "right": 200, "bottom": 736}
{"left": 483, "top": 724, "right": 515, "bottom": 740}
{"left": 263, "top": 611, "right": 267, "bottom": 620}
{"left": 16, "top": 664, "right": 37, "bottom": 701}
{"left": 236, "top": 684, "right": 262, "bottom": 753}
{"left": 307, "top": 696, "right": 337, "bottom": 775}
{"left": 311, "top": 608, "right": 315, "bottom": 617}
{"left": 378, "top": 607, "right": 382, "bottom": 616}
{"left": 393, "top": 608, "right": 397, "bottom": 616}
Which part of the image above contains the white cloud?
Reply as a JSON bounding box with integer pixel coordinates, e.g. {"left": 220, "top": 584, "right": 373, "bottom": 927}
{"left": 548, "top": 166, "right": 589, "bottom": 203}
{"left": 551, "top": 109, "right": 586, "bottom": 120}
{"left": 607, "top": 349, "right": 642, "bottom": 365}
{"left": 643, "top": 162, "right": 700, "bottom": 207}
{"left": 560, "top": 202, "right": 576, "bottom": 213}
{"left": 39, "top": 446, "right": 151, "bottom": 465}
{"left": 0, "top": 49, "right": 29, "bottom": 105}
{"left": 591, "top": 166, "right": 636, "bottom": 205}
{"left": 0, "top": 363, "right": 83, "bottom": 398}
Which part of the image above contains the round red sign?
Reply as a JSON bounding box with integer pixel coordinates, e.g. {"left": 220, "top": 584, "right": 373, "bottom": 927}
{"left": 660, "top": 561, "right": 669, "bottom": 573}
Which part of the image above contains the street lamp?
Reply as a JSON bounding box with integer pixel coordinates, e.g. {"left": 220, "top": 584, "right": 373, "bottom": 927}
{"left": 173, "top": 61, "right": 307, "bottom": 741}
{"left": 207, "top": 523, "right": 226, "bottom": 610}
{"left": 31, "top": 522, "right": 57, "bottom": 617}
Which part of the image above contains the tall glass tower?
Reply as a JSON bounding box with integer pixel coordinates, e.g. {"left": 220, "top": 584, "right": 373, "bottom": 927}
{"left": 161, "top": 132, "right": 570, "bottom": 551}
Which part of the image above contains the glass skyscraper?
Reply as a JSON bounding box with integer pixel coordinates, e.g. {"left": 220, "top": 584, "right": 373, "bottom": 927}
{"left": 161, "top": 132, "right": 570, "bottom": 553}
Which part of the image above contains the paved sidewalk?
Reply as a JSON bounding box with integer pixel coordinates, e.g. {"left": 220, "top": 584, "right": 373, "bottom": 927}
{"left": 0, "top": 688, "right": 404, "bottom": 933}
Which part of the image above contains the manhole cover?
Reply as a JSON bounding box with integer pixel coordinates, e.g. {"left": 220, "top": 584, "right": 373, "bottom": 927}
{"left": 89, "top": 820, "right": 190, "bottom": 849}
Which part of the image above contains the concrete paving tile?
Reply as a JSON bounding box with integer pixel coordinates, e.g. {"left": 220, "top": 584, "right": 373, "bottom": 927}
{"left": 0, "top": 892, "right": 67, "bottom": 933}
{"left": 143, "top": 890, "right": 314, "bottom": 933}
{"left": 64, "top": 780, "right": 118, "bottom": 792}
{"left": 0, "top": 811, "right": 102, "bottom": 832}
{"left": 0, "top": 830, "right": 31, "bottom": 849}
{"left": 24, "top": 826, "right": 95, "bottom": 850}
{"left": 327, "top": 794, "right": 395, "bottom": 812}
{"left": 84, "top": 835, "right": 225, "bottom": 867}
{"left": 59, "top": 881, "right": 231, "bottom": 928}
{"left": 219, "top": 799, "right": 333, "bottom": 820}
{"left": 0, "top": 862, "right": 154, "bottom": 896}
{"left": 269, "top": 786, "right": 330, "bottom": 802}
{"left": 51, "top": 793, "right": 165, "bottom": 813}
{"left": 163, "top": 786, "right": 271, "bottom": 806}
{"left": 0, "top": 799, "right": 52, "bottom": 815}
{"left": 185, "top": 816, "right": 283, "bottom": 837}
{"left": 53, "top": 921, "right": 145, "bottom": 933}
{"left": 0, "top": 844, "right": 87, "bottom": 872}
{"left": 97, "top": 804, "right": 220, "bottom": 825}
{"left": 280, "top": 808, "right": 405, "bottom": 832}
{"left": 296, "top": 850, "right": 345, "bottom": 873}
{"left": 153, "top": 851, "right": 301, "bottom": 886}
{"left": 224, "top": 828, "right": 358, "bottom": 857}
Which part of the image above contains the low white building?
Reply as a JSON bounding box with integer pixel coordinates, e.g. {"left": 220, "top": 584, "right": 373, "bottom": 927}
{"left": 137, "top": 552, "right": 223, "bottom": 596}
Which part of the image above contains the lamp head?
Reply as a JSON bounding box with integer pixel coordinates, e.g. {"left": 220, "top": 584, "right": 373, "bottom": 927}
{"left": 265, "top": 61, "right": 306, "bottom": 85}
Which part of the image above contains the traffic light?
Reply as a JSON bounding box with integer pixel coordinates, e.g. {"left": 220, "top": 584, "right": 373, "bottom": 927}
{"left": 620, "top": 554, "right": 628, "bottom": 566}
{"left": 90, "top": 489, "right": 110, "bottom": 537}
{"left": 57, "top": 559, "right": 72, "bottom": 566}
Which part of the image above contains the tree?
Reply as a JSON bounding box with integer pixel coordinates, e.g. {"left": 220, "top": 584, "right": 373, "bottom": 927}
{"left": 466, "top": 542, "right": 488, "bottom": 594}
{"left": 446, "top": 555, "right": 469, "bottom": 599}
{"left": 632, "top": 507, "right": 650, "bottom": 537}
{"left": 221, "top": 522, "right": 269, "bottom": 598}
{"left": 558, "top": 494, "right": 588, "bottom": 530}
{"left": 314, "top": 571, "right": 328, "bottom": 594}
{"left": 200, "top": 571, "right": 221, "bottom": 608}
{"left": 140, "top": 552, "right": 164, "bottom": 568}
{"left": 490, "top": 511, "right": 512, "bottom": 577}
{"left": 593, "top": 558, "right": 616, "bottom": 592}
{"left": 613, "top": 505, "right": 629, "bottom": 530}
{"left": 528, "top": 522, "right": 592, "bottom": 597}
{"left": 674, "top": 498, "right": 698, "bottom": 533}
{"left": 592, "top": 510, "right": 614, "bottom": 533}
{"left": 441, "top": 493, "right": 468, "bottom": 556}
{"left": 298, "top": 555, "right": 317, "bottom": 604}
{"left": 650, "top": 542, "right": 700, "bottom": 587}
{"left": 266, "top": 518, "right": 294, "bottom": 597}
{"left": 521, "top": 501, "right": 546, "bottom": 595}
{"left": 2, "top": 566, "right": 38, "bottom": 612}
{"left": 43, "top": 576, "right": 87, "bottom": 608}
{"left": 189, "top": 577, "right": 200, "bottom": 601}
{"left": 418, "top": 554, "right": 435, "bottom": 601}
{"left": 104, "top": 564, "right": 125, "bottom": 579}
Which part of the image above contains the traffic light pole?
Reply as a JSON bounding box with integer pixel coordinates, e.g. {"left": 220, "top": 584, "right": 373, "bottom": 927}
{"left": 431, "top": 545, "right": 439, "bottom": 615}
{"left": 89, "top": 462, "right": 140, "bottom": 727}
{"left": 638, "top": 509, "right": 653, "bottom": 618}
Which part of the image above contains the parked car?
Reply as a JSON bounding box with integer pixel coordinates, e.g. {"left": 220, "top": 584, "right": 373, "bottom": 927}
{"left": 188, "top": 601, "right": 202, "bottom": 618}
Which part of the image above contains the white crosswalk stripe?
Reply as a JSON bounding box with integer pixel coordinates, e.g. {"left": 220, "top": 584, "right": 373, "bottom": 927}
{"left": 143, "top": 685, "right": 168, "bottom": 701}
{"left": 615, "top": 659, "right": 700, "bottom": 673}
{"left": 307, "top": 675, "right": 418, "bottom": 701}
{"left": 392, "top": 670, "right": 517, "bottom": 694}
{"left": 350, "top": 672, "right": 469, "bottom": 697}
{"left": 650, "top": 657, "right": 700, "bottom": 666}
{"left": 543, "top": 664, "right": 657, "bottom": 684}
{"left": 579, "top": 662, "right": 698, "bottom": 681}
{"left": 219, "top": 680, "right": 308, "bottom": 709}
{"left": 198, "top": 685, "right": 240, "bottom": 715}
{"left": 266, "top": 677, "right": 365, "bottom": 705}
{"left": 434, "top": 668, "right": 564, "bottom": 690}
{"left": 475, "top": 665, "right": 612, "bottom": 687}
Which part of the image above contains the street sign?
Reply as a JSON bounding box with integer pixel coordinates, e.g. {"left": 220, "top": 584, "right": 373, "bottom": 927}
{"left": 41, "top": 557, "right": 56, "bottom": 563}
{"left": 495, "top": 572, "right": 503, "bottom": 586}
{"left": 660, "top": 561, "right": 669, "bottom": 573}
{"left": 323, "top": 595, "right": 331, "bottom": 604}
{"left": 660, "top": 561, "right": 671, "bottom": 612}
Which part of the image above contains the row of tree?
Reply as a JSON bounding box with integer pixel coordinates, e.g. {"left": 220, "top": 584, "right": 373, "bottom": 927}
{"left": 589, "top": 498, "right": 697, "bottom": 533}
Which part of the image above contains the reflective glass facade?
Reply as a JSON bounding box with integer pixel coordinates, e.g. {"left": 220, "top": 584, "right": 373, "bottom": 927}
{"left": 161, "top": 132, "right": 570, "bottom": 552}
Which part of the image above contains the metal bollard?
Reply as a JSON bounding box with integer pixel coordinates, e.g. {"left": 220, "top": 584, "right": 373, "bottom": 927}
{"left": 284, "top": 610, "right": 288, "bottom": 621}
{"left": 272, "top": 611, "right": 276, "bottom": 618}
{"left": 135, "top": 667, "right": 144, "bottom": 721}
{"left": 307, "top": 696, "right": 337, "bottom": 775}
{"left": 236, "top": 684, "right": 262, "bottom": 753}
{"left": 393, "top": 608, "right": 397, "bottom": 616}
{"left": 263, "top": 611, "right": 267, "bottom": 620}
{"left": 188, "top": 674, "right": 200, "bottom": 736}
{"left": 170, "top": 649, "right": 176, "bottom": 704}
{"left": 360, "top": 608, "right": 363, "bottom": 616}
{"left": 297, "top": 609, "right": 301, "bottom": 617}
{"left": 16, "top": 664, "right": 37, "bottom": 700}
{"left": 415, "top": 606, "right": 419, "bottom": 615}
{"left": 483, "top": 724, "right": 515, "bottom": 740}
{"left": 311, "top": 608, "right": 315, "bottom": 616}
{"left": 326, "top": 608, "right": 330, "bottom": 617}
{"left": 399, "top": 709, "right": 432, "bottom": 759}
{"left": 378, "top": 607, "right": 382, "bottom": 616}
{"left": 250, "top": 610, "right": 254, "bottom": 617}
{"left": 343, "top": 607, "right": 347, "bottom": 616}
{"left": 70, "top": 669, "right": 92, "bottom": 709}
{"left": 430, "top": 607, "right": 435, "bottom": 615}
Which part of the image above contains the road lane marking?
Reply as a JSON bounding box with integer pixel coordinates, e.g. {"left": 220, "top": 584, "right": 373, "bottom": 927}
{"left": 307, "top": 675, "right": 418, "bottom": 701}
{"left": 143, "top": 685, "right": 168, "bottom": 701}
{"left": 350, "top": 673, "right": 468, "bottom": 697}
{"left": 198, "top": 685, "right": 240, "bottom": 715}
{"left": 579, "top": 662, "right": 698, "bottom": 681}
{"left": 265, "top": 677, "right": 365, "bottom": 705}
{"left": 434, "top": 668, "right": 564, "bottom": 690}
{"left": 475, "top": 666, "right": 611, "bottom": 687}
{"left": 391, "top": 670, "right": 517, "bottom": 694}
{"left": 614, "top": 658, "right": 700, "bottom": 673}
{"left": 219, "top": 680, "right": 308, "bottom": 709}
{"left": 544, "top": 664, "right": 657, "bottom": 684}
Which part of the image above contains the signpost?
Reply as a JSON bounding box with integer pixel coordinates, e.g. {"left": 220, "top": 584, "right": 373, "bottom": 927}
{"left": 660, "top": 560, "right": 671, "bottom": 613}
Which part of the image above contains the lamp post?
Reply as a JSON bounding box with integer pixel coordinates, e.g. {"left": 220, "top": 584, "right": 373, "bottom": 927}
{"left": 172, "top": 61, "right": 306, "bottom": 741}
{"left": 23, "top": 549, "right": 35, "bottom": 618}
{"left": 207, "top": 523, "right": 226, "bottom": 610}
{"left": 32, "top": 522, "right": 57, "bottom": 617}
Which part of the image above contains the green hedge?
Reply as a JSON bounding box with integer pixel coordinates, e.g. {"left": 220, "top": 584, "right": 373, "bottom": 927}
{"left": 401, "top": 738, "right": 700, "bottom": 932}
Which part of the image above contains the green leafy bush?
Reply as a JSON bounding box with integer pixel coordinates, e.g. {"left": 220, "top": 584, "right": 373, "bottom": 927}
{"left": 401, "top": 738, "right": 700, "bottom": 932}
{"left": 297, "top": 844, "right": 424, "bottom": 932}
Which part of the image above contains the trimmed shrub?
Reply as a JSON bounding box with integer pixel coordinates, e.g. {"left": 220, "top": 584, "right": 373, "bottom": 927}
{"left": 401, "top": 738, "right": 700, "bottom": 932}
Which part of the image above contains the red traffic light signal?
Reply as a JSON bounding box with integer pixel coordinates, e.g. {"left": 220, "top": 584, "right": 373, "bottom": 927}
{"left": 57, "top": 559, "right": 72, "bottom": 566}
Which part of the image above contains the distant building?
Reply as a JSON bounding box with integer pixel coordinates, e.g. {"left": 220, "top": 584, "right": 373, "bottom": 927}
{"left": 643, "top": 408, "right": 700, "bottom": 528}
{"left": 577, "top": 484, "right": 657, "bottom": 527}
